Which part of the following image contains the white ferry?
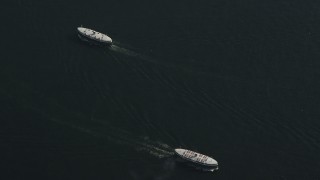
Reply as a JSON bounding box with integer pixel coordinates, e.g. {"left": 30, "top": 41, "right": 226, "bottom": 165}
{"left": 175, "top": 148, "right": 218, "bottom": 171}
{"left": 77, "top": 27, "right": 112, "bottom": 45}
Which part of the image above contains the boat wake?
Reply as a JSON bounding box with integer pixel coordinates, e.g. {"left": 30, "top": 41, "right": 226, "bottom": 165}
{"left": 135, "top": 138, "right": 175, "bottom": 158}
{"left": 2, "top": 83, "right": 175, "bottom": 160}
{"left": 53, "top": 116, "right": 175, "bottom": 159}
{"left": 29, "top": 102, "right": 174, "bottom": 159}
{"left": 109, "top": 44, "right": 139, "bottom": 57}
{"left": 107, "top": 42, "right": 246, "bottom": 85}
{"left": 108, "top": 43, "right": 160, "bottom": 65}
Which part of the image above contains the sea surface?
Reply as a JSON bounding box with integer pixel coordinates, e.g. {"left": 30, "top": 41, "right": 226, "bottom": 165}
{"left": 1, "top": 0, "right": 320, "bottom": 179}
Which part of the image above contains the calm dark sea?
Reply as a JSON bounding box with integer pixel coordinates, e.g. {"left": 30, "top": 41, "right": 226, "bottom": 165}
{"left": 1, "top": 0, "right": 320, "bottom": 179}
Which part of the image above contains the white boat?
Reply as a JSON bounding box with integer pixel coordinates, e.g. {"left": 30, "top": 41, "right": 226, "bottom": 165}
{"left": 77, "top": 27, "right": 112, "bottom": 45}
{"left": 175, "top": 148, "right": 218, "bottom": 171}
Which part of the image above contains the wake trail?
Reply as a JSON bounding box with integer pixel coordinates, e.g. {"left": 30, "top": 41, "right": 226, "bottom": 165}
{"left": 1, "top": 84, "right": 176, "bottom": 159}
{"left": 49, "top": 109, "right": 175, "bottom": 159}
{"left": 108, "top": 44, "right": 159, "bottom": 65}
{"left": 107, "top": 43, "right": 250, "bottom": 85}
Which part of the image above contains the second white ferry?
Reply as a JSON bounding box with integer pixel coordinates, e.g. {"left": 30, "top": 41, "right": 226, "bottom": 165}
{"left": 175, "top": 148, "right": 219, "bottom": 171}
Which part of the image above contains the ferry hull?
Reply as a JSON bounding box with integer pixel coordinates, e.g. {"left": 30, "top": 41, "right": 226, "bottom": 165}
{"left": 77, "top": 33, "right": 112, "bottom": 46}
{"left": 77, "top": 27, "right": 112, "bottom": 46}
{"left": 174, "top": 148, "right": 218, "bottom": 171}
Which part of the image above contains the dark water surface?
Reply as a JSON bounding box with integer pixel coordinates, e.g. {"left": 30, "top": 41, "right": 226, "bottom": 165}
{"left": 2, "top": 0, "right": 320, "bottom": 179}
